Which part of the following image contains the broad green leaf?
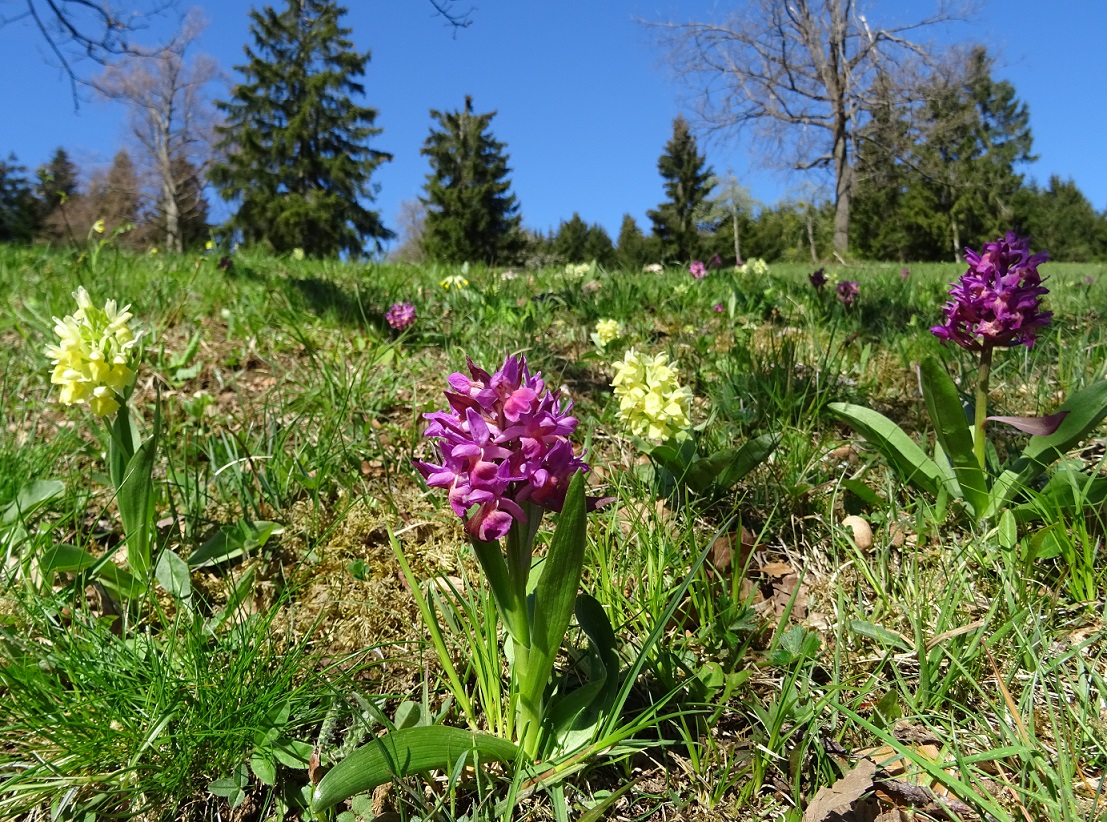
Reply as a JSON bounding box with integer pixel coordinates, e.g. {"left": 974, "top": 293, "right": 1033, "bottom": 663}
{"left": 250, "top": 750, "right": 277, "bottom": 785}
{"left": 827, "top": 402, "right": 945, "bottom": 497}
{"left": 188, "top": 520, "right": 282, "bottom": 568}
{"left": 38, "top": 544, "right": 98, "bottom": 574}
{"left": 987, "top": 379, "right": 1107, "bottom": 517}
{"left": 1012, "top": 469, "right": 1107, "bottom": 525}
{"left": 840, "top": 478, "right": 883, "bottom": 509}
{"left": 548, "top": 594, "right": 620, "bottom": 753}
{"left": 272, "top": 737, "right": 313, "bottom": 768}
{"left": 154, "top": 549, "right": 191, "bottom": 602}
{"left": 520, "top": 471, "right": 588, "bottom": 751}
{"left": 116, "top": 400, "right": 160, "bottom": 580}
{"left": 920, "top": 358, "right": 988, "bottom": 517}
{"left": 685, "top": 433, "right": 780, "bottom": 492}
{"left": 312, "top": 726, "right": 520, "bottom": 812}
{"left": 850, "top": 619, "right": 912, "bottom": 651}
{"left": 94, "top": 562, "right": 143, "bottom": 601}
{"left": 1, "top": 480, "right": 65, "bottom": 525}
{"left": 998, "top": 509, "right": 1018, "bottom": 550}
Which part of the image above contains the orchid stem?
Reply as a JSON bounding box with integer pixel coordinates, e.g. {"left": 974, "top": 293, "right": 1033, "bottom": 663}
{"left": 974, "top": 345, "right": 992, "bottom": 471}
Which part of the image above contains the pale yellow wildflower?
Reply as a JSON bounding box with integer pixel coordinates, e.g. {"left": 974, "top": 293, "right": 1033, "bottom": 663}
{"left": 594, "top": 319, "right": 622, "bottom": 347}
{"left": 292, "top": 247, "right": 305, "bottom": 261}
{"left": 611, "top": 349, "right": 693, "bottom": 442}
{"left": 45, "top": 287, "right": 142, "bottom": 417}
{"left": 737, "top": 258, "right": 769, "bottom": 277}
{"left": 92, "top": 219, "right": 105, "bottom": 234}
{"left": 439, "top": 274, "right": 470, "bottom": 290}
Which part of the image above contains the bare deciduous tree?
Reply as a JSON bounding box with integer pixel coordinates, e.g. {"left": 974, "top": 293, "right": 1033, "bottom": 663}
{"left": 653, "top": 0, "right": 963, "bottom": 256}
{"left": 1, "top": 0, "right": 179, "bottom": 101}
{"left": 94, "top": 10, "right": 217, "bottom": 253}
{"left": 5, "top": 0, "right": 472, "bottom": 99}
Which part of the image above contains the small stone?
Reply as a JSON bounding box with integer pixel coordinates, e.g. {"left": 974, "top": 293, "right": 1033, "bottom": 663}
{"left": 842, "top": 515, "right": 873, "bottom": 550}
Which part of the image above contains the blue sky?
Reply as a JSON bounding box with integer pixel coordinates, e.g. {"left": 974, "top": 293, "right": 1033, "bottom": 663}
{"left": 1, "top": 0, "right": 1102, "bottom": 248}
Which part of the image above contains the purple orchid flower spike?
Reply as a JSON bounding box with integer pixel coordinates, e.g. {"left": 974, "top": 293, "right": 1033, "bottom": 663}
{"left": 931, "top": 232, "right": 1051, "bottom": 351}
{"left": 415, "top": 353, "right": 597, "bottom": 541}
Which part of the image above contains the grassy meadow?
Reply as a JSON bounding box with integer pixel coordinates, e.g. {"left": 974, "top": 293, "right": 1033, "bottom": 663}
{"left": 1, "top": 242, "right": 1106, "bottom": 821}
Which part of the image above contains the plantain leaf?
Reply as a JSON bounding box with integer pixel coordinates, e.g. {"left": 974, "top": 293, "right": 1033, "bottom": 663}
{"left": 920, "top": 358, "right": 988, "bottom": 517}
{"left": 827, "top": 402, "right": 945, "bottom": 498}
{"left": 154, "top": 549, "right": 191, "bottom": 602}
{"left": 312, "top": 726, "right": 520, "bottom": 812}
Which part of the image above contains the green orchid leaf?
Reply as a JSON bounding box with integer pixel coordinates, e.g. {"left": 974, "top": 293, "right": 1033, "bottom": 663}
{"left": 920, "top": 357, "right": 988, "bottom": 517}
{"left": 548, "top": 594, "right": 620, "bottom": 753}
{"left": 1012, "top": 468, "right": 1107, "bottom": 525}
{"left": 520, "top": 470, "right": 587, "bottom": 754}
{"left": 38, "top": 544, "right": 98, "bottom": 574}
{"left": 987, "top": 379, "right": 1107, "bottom": 517}
{"left": 1, "top": 480, "right": 65, "bottom": 526}
{"left": 115, "top": 399, "right": 160, "bottom": 580}
{"left": 312, "top": 726, "right": 520, "bottom": 812}
{"left": 827, "top": 402, "right": 945, "bottom": 498}
{"left": 188, "top": 520, "right": 282, "bottom": 568}
{"left": 685, "top": 433, "right": 780, "bottom": 492}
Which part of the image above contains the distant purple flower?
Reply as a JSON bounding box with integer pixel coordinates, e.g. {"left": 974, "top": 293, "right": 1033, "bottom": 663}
{"left": 713, "top": 303, "right": 725, "bottom": 312}
{"left": 809, "top": 268, "right": 827, "bottom": 291}
{"left": 1083, "top": 275, "right": 1095, "bottom": 287}
{"left": 217, "top": 256, "right": 234, "bottom": 272}
{"left": 689, "top": 260, "right": 707, "bottom": 280}
{"left": 386, "top": 301, "right": 417, "bottom": 330}
{"left": 837, "top": 280, "right": 859, "bottom": 306}
{"left": 901, "top": 266, "right": 911, "bottom": 280}
{"left": 930, "top": 232, "right": 1051, "bottom": 351}
{"left": 709, "top": 254, "right": 723, "bottom": 269}
{"left": 414, "top": 354, "right": 589, "bottom": 542}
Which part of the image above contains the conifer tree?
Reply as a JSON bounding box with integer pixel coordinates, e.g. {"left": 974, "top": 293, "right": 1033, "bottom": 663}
{"left": 616, "top": 214, "right": 652, "bottom": 269}
{"left": 420, "top": 96, "right": 523, "bottom": 264}
{"left": 210, "top": 0, "right": 392, "bottom": 257}
{"left": 0, "top": 154, "right": 39, "bottom": 243}
{"left": 647, "top": 116, "right": 714, "bottom": 262}
{"left": 35, "top": 148, "right": 81, "bottom": 215}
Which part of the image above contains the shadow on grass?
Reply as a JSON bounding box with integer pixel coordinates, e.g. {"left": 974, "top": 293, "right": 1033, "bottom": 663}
{"left": 288, "top": 275, "right": 383, "bottom": 329}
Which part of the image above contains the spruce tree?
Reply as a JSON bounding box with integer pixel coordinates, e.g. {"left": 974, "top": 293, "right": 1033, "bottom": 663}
{"left": 647, "top": 116, "right": 714, "bottom": 262}
{"left": 0, "top": 154, "right": 39, "bottom": 243}
{"left": 210, "top": 0, "right": 392, "bottom": 257}
{"left": 420, "top": 96, "right": 523, "bottom": 264}
{"left": 35, "top": 148, "right": 80, "bottom": 215}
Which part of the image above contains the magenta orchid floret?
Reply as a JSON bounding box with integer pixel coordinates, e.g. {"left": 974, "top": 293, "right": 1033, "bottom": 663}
{"left": 386, "top": 301, "right": 416, "bottom": 330}
{"left": 414, "top": 354, "right": 588, "bottom": 542}
{"left": 689, "top": 260, "right": 707, "bottom": 280}
{"left": 809, "top": 268, "right": 827, "bottom": 291}
{"left": 837, "top": 280, "right": 859, "bottom": 306}
{"left": 931, "top": 232, "right": 1051, "bottom": 351}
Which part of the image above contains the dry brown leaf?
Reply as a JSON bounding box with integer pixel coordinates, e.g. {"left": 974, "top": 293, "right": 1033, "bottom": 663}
{"left": 760, "top": 560, "right": 794, "bottom": 577}
{"left": 772, "top": 573, "right": 809, "bottom": 618}
{"left": 803, "top": 758, "right": 877, "bottom": 822}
